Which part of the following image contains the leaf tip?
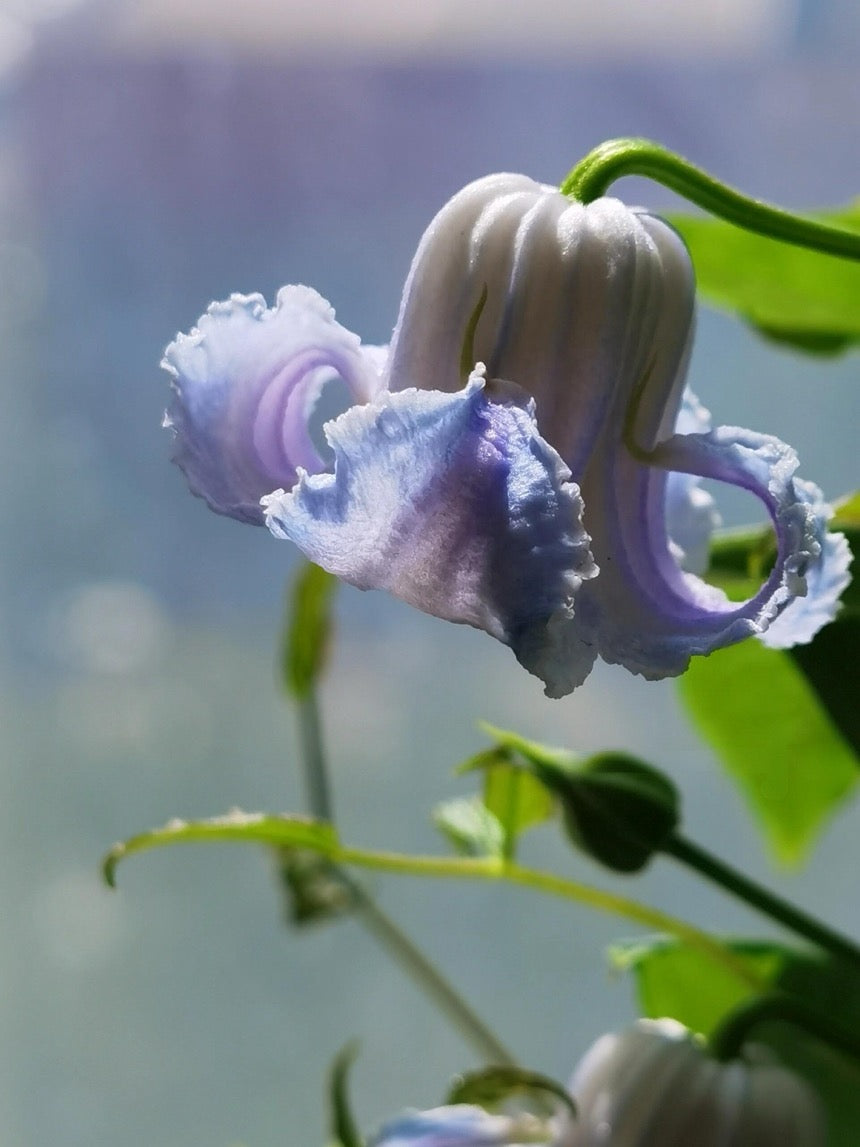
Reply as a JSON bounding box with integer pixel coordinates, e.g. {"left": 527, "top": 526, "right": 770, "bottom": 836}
{"left": 102, "top": 844, "right": 123, "bottom": 888}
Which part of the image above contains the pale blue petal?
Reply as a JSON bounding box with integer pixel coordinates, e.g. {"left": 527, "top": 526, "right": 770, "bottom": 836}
{"left": 757, "top": 478, "right": 852, "bottom": 648}
{"left": 162, "top": 286, "right": 383, "bottom": 524}
{"left": 575, "top": 421, "right": 850, "bottom": 678}
{"left": 371, "top": 1105, "right": 526, "bottom": 1147}
{"left": 665, "top": 390, "right": 720, "bottom": 576}
{"left": 263, "top": 371, "right": 598, "bottom": 694}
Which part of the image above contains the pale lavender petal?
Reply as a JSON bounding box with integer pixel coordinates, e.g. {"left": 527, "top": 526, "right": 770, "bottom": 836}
{"left": 757, "top": 478, "right": 852, "bottom": 648}
{"left": 371, "top": 1105, "right": 533, "bottom": 1147}
{"left": 575, "top": 421, "right": 850, "bottom": 679}
{"left": 263, "top": 371, "right": 598, "bottom": 694}
{"left": 162, "top": 286, "right": 384, "bottom": 524}
{"left": 665, "top": 390, "right": 720, "bottom": 576}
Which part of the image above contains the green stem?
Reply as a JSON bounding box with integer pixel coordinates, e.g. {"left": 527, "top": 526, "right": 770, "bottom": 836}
{"left": 561, "top": 138, "right": 860, "bottom": 262}
{"left": 330, "top": 845, "right": 763, "bottom": 992}
{"left": 710, "top": 992, "right": 860, "bottom": 1065}
{"left": 294, "top": 685, "right": 516, "bottom": 1066}
{"left": 665, "top": 834, "right": 860, "bottom": 968}
{"left": 298, "top": 693, "right": 333, "bottom": 823}
{"left": 340, "top": 870, "right": 515, "bottom": 1065}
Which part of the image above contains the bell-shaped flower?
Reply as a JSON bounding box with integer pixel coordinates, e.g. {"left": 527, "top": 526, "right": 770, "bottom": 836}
{"left": 557, "top": 1018, "right": 825, "bottom": 1147}
{"left": 370, "top": 1019, "right": 825, "bottom": 1147}
{"left": 162, "top": 174, "right": 850, "bottom": 696}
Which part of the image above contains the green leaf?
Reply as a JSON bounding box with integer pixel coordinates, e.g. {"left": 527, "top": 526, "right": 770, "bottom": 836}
{"left": 702, "top": 495, "right": 860, "bottom": 756}
{"left": 678, "top": 639, "right": 857, "bottom": 866}
{"left": 328, "top": 1042, "right": 363, "bottom": 1147}
{"left": 447, "top": 1065, "right": 575, "bottom": 1117}
{"left": 103, "top": 811, "right": 339, "bottom": 887}
{"left": 282, "top": 561, "right": 338, "bottom": 698}
{"left": 613, "top": 935, "right": 860, "bottom": 1147}
{"left": 790, "top": 618, "right": 860, "bottom": 756}
{"left": 459, "top": 728, "right": 557, "bottom": 859}
{"left": 609, "top": 935, "right": 784, "bottom": 1037}
{"left": 669, "top": 203, "right": 860, "bottom": 354}
{"left": 482, "top": 764, "right": 555, "bottom": 860}
{"left": 433, "top": 797, "right": 505, "bottom": 858}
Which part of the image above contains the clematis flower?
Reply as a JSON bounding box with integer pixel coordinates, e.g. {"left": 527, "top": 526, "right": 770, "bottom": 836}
{"left": 162, "top": 174, "right": 850, "bottom": 696}
{"left": 370, "top": 1019, "right": 825, "bottom": 1147}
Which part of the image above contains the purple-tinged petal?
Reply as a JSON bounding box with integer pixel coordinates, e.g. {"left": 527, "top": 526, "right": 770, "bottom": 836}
{"left": 371, "top": 1105, "right": 547, "bottom": 1147}
{"left": 665, "top": 391, "right": 720, "bottom": 576}
{"left": 755, "top": 477, "right": 851, "bottom": 648}
{"left": 263, "top": 370, "right": 598, "bottom": 695}
{"left": 574, "top": 420, "right": 850, "bottom": 679}
{"left": 162, "top": 285, "right": 383, "bottom": 524}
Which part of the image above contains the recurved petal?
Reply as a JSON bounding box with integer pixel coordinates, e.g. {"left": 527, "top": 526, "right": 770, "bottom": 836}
{"left": 664, "top": 390, "right": 720, "bottom": 576}
{"left": 579, "top": 420, "right": 850, "bottom": 679}
{"left": 756, "top": 476, "right": 852, "bottom": 648}
{"left": 263, "top": 370, "right": 598, "bottom": 693}
{"left": 371, "top": 1105, "right": 541, "bottom": 1147}
{"left": 162, "top": 286, "right": 384, "bottom": 524}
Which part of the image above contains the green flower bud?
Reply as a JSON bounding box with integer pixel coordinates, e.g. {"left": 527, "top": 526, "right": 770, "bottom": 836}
{"left": 534, "top": 751, "right": 680, "bottom": 873}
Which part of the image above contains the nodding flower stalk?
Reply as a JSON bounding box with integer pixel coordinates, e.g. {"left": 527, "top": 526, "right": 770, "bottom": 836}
{"left": 163, "top": 174, "right": 849, "bottom": 697}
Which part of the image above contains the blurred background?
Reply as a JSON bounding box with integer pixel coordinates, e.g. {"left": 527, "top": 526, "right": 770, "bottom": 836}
{"left": 1, "top": 0, "right": 858, "bottom": 1144}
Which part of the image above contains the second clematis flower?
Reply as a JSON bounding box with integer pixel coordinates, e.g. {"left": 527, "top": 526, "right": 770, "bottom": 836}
{"left": 370, "top": 1018, "right": 825, "bottom": 1147}
{"left": 163, "top": 174, "right": 850, "bottom": 697}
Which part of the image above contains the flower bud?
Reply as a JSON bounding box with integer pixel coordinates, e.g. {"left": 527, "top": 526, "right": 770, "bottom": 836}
{"left": 532, "top": 751, "right": 679, "bottom": 873}
{"left": 558, "top": 1018, "right": 825, "bottom": 1147}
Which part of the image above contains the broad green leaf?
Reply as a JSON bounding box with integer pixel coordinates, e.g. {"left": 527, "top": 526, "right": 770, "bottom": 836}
{"left": 613, "top": 935, "right": 860, "bottom": 1147}
{"left": 670, "top": 203, "right": 860, "bottom": 354}
{"left": 433, "top": 796, "right": 505, "bottom": 858}
{"left": 790, "top": 618, "right": 860, "bottom": 756}
{"left": 703, "top": 495, "right": 860, "bottom": 755}
{"left": 282, "top": 561, "right": 338, "bottom": 698}
{"left": 447, "top": 1065, "right": 575, "bottom": 1117}
{"left": 608, "top": 935, "right": 785, "bottom": 1037}
{"left": 328, "top": 1042, "right": 363, "bottom": 1147}
{"left": 679, "top": 639, "right": 857, "bottom": 865}
{"left": 103, "top": 811, "right": 339, "bottom": 887}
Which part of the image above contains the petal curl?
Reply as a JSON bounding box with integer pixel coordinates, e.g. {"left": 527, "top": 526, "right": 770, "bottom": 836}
{"left": 263, "top": 370, "right": 598, "bottom": 694}
{"left": 371, "top": 1105, "right": 537, "bottom": 1147}
{"left": 664, "top": 391, "right": 720, "bottom": 576}
{"left": 574, "top": 419, "right": 850, "bottom": 679}
{"left": 162, "top": 285, "right": 383, "bottom": 524}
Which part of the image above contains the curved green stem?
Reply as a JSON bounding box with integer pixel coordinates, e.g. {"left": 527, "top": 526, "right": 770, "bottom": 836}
{"left": 331, "top": 845, "right": 763, "bottom": 992}
{"left": 297, "top": 693, "right": 333, "bottom": 823}
{"left": 561, "top": 138, "right": 860, "bottom": 262}
{"left": 710, "top": 992, "right": 860, "bottom": 1065}
{"left": 665, "top": 834, "right": 860, "bottom": 969}
{"left": 292, "top": 678, "right": 516, "bottom": 1065}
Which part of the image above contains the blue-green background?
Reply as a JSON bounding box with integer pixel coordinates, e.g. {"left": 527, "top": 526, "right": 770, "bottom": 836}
{"left": 2, "top": 3, "right": 859, "bottom": 1144}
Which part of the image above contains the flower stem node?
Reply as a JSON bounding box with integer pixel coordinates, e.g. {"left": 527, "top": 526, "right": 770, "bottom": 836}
{"left": 538, "top": 751, "right": 680, "bottom": 873}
